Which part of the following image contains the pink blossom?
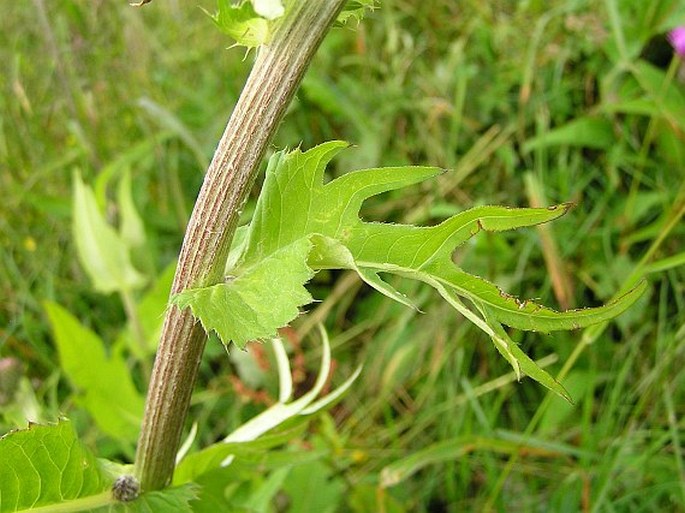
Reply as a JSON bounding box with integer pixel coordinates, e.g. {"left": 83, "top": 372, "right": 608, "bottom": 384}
{"left": 669, "top": 27, "right": 685, "bottom": 57}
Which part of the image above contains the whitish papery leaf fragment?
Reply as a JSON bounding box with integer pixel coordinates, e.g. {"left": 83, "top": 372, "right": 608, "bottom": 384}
{"left": 210, "top": 0, "right": 377, "bottom": 48}
{"left": 173, "top": 326, "right": 361, "bottom": 483}
{"left": 173, "top": 141, "right": 646, "bottom": 399}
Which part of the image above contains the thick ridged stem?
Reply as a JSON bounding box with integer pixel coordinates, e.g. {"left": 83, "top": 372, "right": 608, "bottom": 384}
{"left": 134, "top": 0, "right": 346, "bottom": 491}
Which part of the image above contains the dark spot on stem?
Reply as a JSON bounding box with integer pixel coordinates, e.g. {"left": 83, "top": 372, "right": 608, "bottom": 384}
{"left": 112, "top": 475, "right": 140, "bottom": 502}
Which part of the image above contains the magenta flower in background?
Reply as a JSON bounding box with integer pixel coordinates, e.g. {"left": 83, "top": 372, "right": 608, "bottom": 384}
{"left": 669, "top": 27, "right": 685, "bottom": 57}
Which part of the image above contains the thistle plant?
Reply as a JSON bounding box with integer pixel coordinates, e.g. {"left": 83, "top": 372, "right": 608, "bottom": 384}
{"left": 0, "top": 1, "right": 650, "bottom": 511}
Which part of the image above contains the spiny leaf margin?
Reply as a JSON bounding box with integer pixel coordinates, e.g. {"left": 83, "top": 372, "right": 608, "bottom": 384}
{"left": 173, "top": 237, "right": 314, "bottom": 349}
{"left": 175, "top": 141, "right": 646, "bottom": 399}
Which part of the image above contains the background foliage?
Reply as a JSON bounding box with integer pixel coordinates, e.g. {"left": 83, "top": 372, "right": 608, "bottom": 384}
{"left": 1, "top": 0, "right": 684, "bottom": 511}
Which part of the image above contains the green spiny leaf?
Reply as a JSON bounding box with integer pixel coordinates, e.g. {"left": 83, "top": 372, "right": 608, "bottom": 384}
{"left": 176, "top": 141, "right": 645, "bottom": 395}
{"left": 418, "top": 263, "right": 648, "bottom": 333}
{"left": 343, "top": 203, "right": 571, "bottom": 271}
{"left": 485, "top": 313, "right": 572, "bottom": 402}
{"left": 211, "top": 0, "right": 271, "bottom": 48}
{"left": 309, "top": 234, "right": 420, "bottom": 310}
{"left": 240, "top": 141, "right": 443, "bottom": 264}
{"left": 172, "top": 237, "right": 314, "bottom": 349}
{"left": 338, "top": 0, "right": 377, "bottom": 24}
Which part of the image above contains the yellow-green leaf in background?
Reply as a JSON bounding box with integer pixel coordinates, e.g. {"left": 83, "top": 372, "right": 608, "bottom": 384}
{"left": 44, "top": 301, "right": 144, "bottom": 442}
{"left": 72, "top": 172, "right": 146, "bottom": 294}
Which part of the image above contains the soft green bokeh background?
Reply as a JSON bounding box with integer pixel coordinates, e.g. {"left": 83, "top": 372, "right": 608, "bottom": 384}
{"left": 1, "top": 1, "right": 684, "bottom": 511}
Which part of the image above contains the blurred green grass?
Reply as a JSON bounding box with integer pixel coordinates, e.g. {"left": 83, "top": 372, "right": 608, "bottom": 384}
{"left": 1, "top": 0, "right": 684, "bottom": 511}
